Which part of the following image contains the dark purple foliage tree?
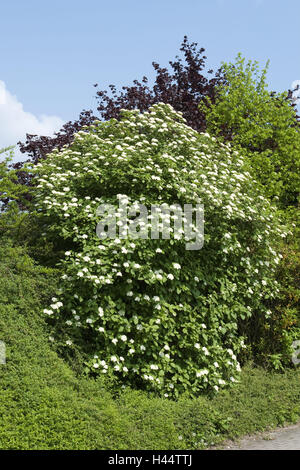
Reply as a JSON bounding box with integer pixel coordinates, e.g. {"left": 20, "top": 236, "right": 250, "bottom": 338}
{"left": 1, "top": 36, "right": 224, "bottom": 209}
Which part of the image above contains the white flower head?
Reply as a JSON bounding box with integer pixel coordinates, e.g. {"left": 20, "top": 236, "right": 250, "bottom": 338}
{"left": 98, "top": 307, "right": 104, "bottom": 317}
{"left": 173, "top": 263, "right": 181, "bottom": 270}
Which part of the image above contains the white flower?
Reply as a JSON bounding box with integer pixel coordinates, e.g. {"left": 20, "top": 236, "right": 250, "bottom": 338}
{"left": 112, "top": 338, "right": 118, "bottom": 345}
{"left": 110, "top": 355, "right": 118, "bottom": 362}
{"left": 167, "top": 273, "right": 174, "bottom": 280}
{"left": 173, "top": 263, "right": 181, "bottom": 269}
{"left": 86, "top": 318, "right": 93, "bottom": 324}
{"left": 43, "top": 309, "right": 53, "bottom": 316}
{"left": 120, "top": 335, "right": 127, "bottom": 342}
{"left": 50, "top": 303, "right": 60, "bottom": 310}
{"left": 66, "top": 340, "right": 72, "bottom": 346}
{"left": 194, "top": 343, "right": 200, "bottom": 349}
{"left": 98, "top": 307, "right": 104, "bottom": 317}
{"left": 123, "top": 367, "right": 128, "bottom": 372}
{"left": 93, "top": 363, "right": 99, "bottom": 369}
{"left": 197, "top": 369, "right": 209, "bottom": 377}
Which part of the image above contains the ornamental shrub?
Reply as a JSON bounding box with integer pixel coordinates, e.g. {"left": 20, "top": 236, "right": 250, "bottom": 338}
{"left": 32, "top": 103, "right": 286, "bottom": 398}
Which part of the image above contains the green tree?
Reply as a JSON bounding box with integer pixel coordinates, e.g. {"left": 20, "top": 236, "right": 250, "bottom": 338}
{"left": 200, "top": 54, "right": 300, "bottom": 209}
{"left": 0, "top": 147, "right": 37, "bottom": 246}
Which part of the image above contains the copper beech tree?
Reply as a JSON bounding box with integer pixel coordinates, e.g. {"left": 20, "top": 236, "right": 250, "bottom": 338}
{"left": 18, "top": 36, "right": 224, "bottom": 166}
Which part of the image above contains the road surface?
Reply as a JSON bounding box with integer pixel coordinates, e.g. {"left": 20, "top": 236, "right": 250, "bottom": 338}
{"left": 221, "top": 422, "right": 300, "bottom": 450}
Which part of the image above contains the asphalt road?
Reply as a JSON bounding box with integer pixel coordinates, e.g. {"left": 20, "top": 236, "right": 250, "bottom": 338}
{"left": 222, "top": 422, "right": 300, "bottom": 450}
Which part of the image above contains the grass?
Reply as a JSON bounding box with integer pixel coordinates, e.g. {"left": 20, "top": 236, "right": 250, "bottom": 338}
{"left": 1, "top": 240, "right": 300, "bottom": 450}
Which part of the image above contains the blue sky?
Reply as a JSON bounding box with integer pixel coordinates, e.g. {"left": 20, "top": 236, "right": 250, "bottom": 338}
{"left": 1, "top": 0, "right": 299, "bottom": 159}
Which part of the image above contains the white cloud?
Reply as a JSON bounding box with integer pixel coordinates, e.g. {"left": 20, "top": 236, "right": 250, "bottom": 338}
{"left": 0, "top": 80, "right": 65, "bottom": 162}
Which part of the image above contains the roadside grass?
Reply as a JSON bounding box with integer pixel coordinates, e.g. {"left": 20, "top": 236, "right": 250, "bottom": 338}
{"left": 1, "top": 241, "right": 300, "bottom": 450}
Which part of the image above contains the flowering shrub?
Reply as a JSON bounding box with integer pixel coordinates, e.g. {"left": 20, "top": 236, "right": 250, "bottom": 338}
{"left": 33, "top": 103, "right": 286, "bottom": 398}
